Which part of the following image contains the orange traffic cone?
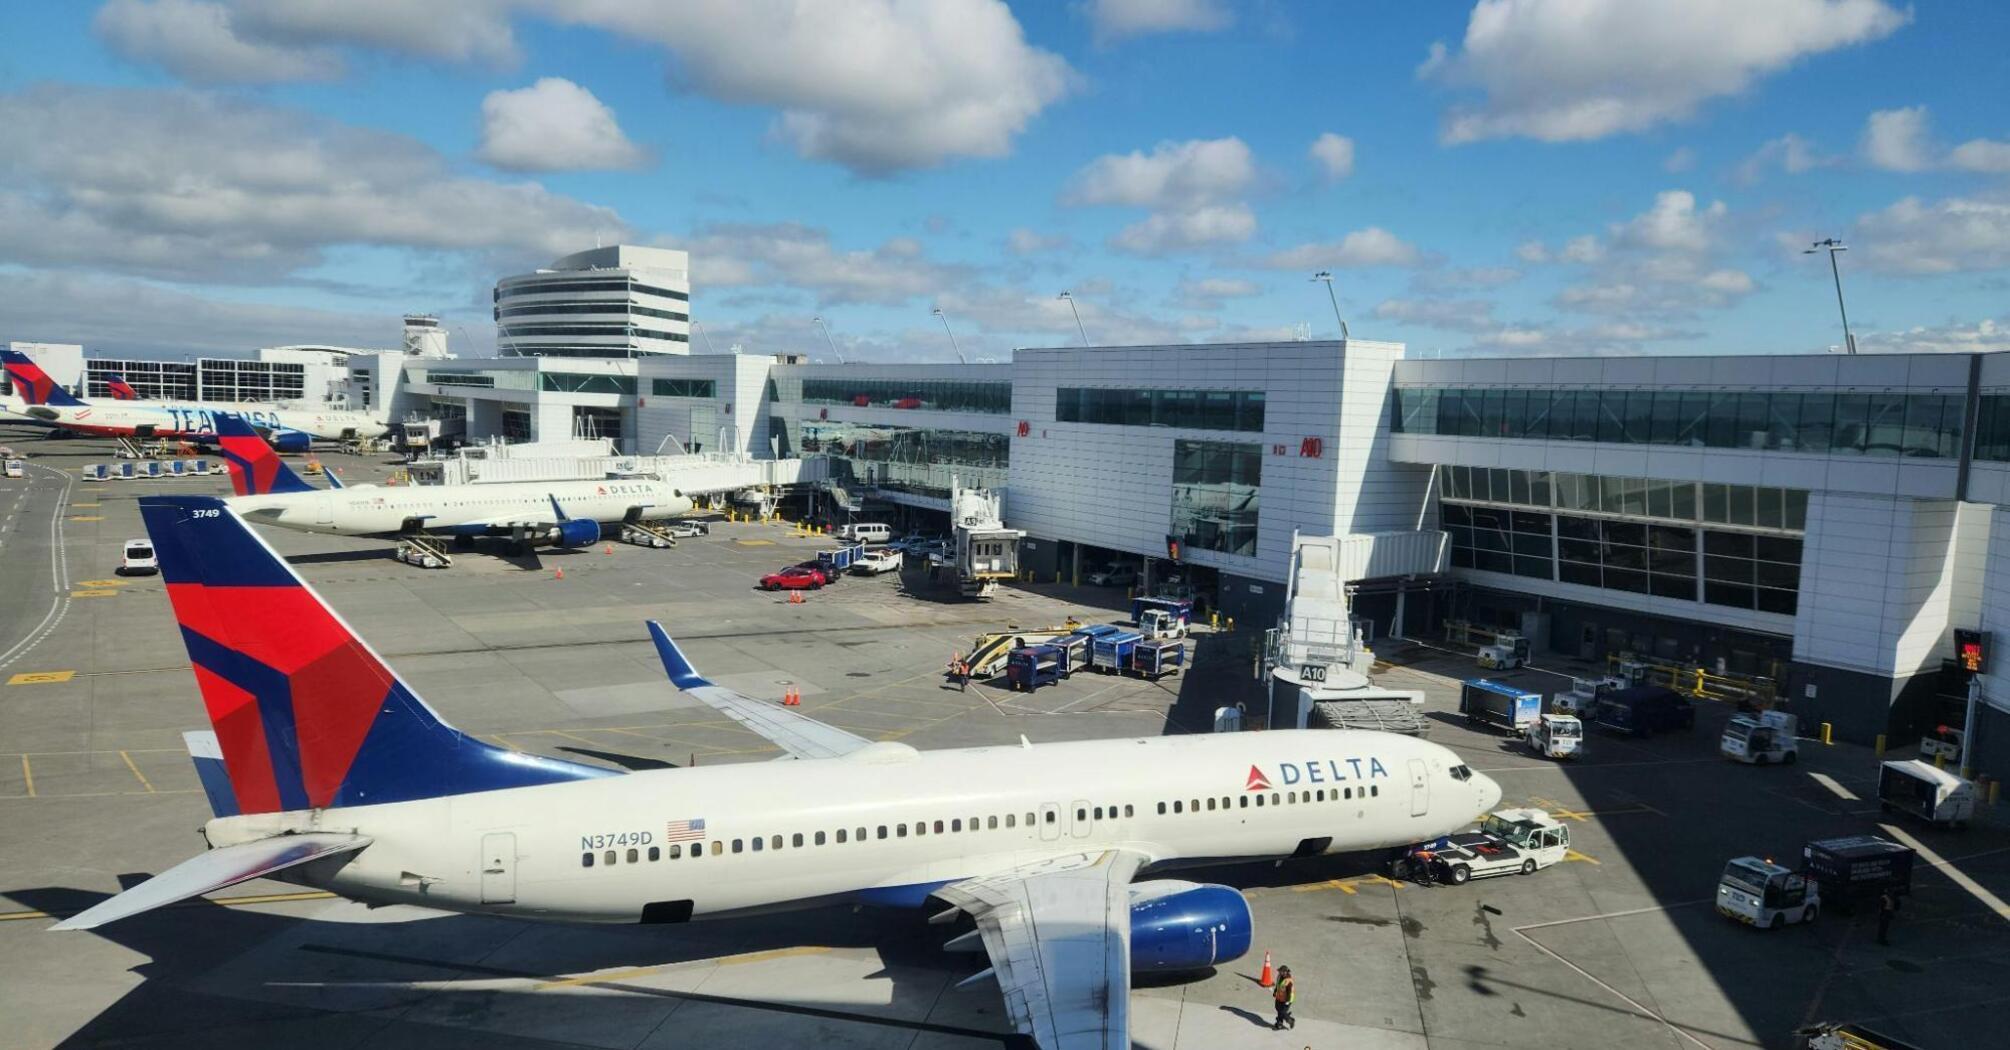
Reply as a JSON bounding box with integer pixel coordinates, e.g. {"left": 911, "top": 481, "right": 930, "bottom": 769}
{"left": 554, "top": 568, "right": 565, "bottom": 581}
{"left": 604, "top": 545, "right": 613, "bottom": 555}
{"left": 1258, "top": 950, "right": 1274, "bottom": 988}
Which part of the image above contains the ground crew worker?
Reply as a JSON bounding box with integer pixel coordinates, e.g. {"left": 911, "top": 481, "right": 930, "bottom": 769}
{"left": 957, "top": 660, "right": 969, "bottom": 692}
{"left": 1878, "top": 886, "right": 1900, "bottom": 946}
{"left": 1271, "top": 965, "right": 1296, "bottom": 1030}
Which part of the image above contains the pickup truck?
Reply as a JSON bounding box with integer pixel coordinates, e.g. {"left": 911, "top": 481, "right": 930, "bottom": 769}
{"left": 851, "top": 547, "right": 903, "bottom": 575}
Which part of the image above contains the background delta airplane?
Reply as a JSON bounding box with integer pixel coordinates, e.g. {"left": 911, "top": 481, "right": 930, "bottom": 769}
{"left": 215, "top": 413, "right": 693, "bottom": 552}
{"left": 1, "top": 349, "right": 386, "bottom": 449}
{"left": 52, "top": 495, "right": 1502, "bottom": 1050}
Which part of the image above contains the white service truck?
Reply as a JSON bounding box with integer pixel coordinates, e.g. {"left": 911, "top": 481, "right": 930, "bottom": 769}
{"left": 851, "top": 547, "right": 903, "bottom": 575}
{"left": 1721, "top": 710, "right": 1799, "bottom": 764}
{"left": 1716, "top": 856, "right": 1818, "bottom": 928}
{"left": 1527, "top": 713, "right": 1584, "bottom": 759}
{"left": 1427, "top": 809, "right": 1571, "bottom": 884}
{"left": 1476, "top": 631, "right": 1530, "bottom": 670}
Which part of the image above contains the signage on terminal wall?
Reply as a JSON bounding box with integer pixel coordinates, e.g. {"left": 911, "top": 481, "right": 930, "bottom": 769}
{"left": 1272, "top": 443, "right": 1288, "bottom": 456}
{"left": 1300, "top": 436, "right": 1324, "bottom": 459}
{"left": 1017, "top": 420, "right": 1030, "bottom": 437}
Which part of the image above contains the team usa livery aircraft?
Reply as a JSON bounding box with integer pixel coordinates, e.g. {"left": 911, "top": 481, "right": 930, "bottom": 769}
{"left": 214, "top": 414, "right": 693, "bottom": 552}
{"left": 53, "top": 495, "right": 1501, "bottom": 1050}
{"left": 1, "top": 349, "right": 387, "bottom": 450}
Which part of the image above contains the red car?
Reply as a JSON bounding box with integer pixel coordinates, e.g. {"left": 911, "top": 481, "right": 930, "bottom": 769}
{"left": 761, "top": 565, "right": 826, "bottom": 591}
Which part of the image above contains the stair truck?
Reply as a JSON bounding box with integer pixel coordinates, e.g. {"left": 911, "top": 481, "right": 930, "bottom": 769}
{"left": 1801, "top": 835, "right": 1914, "bottom": 914}
{"left": 1721, "top": 710, "right": 1799, "bottom": 764}
{"left": 1089, "top": 629, "right": 1144, "bottom": 674}
{"left": 1132, "top": 596, "right": 1194, "bottom": 640}
{"left": 1005, "top": 645, "right": 1065, "bottom": 692}
{"left": 1716, "top": 856, "right": 1819, "bottom": 929}
{"left": 1130, "top": 638, "right": 1185, "bottom": 680}
{"left": 1459, "top": 679, "right": 1543, "bottom": 734}
{"left": 1877, "top": 760, "right": 1976, "bottom": 827}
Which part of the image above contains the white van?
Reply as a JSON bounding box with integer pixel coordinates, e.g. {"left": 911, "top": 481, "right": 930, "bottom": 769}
{"left": 839, "top": 523, "right": 891, "bottom": 544}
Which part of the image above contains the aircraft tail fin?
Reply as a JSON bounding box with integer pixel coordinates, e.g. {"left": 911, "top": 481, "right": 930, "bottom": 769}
{"left": 137, "top": 496, "right": 613, "bottom": 815}
{"left": 50, "top": 832, "right": 369, "bottom": 930}
{"left": 214, "top": 414, "right": 317, "bottom": 496}
{"left": 105, "top": 373, "right": 140, "bottom": 400}
{"left": 1, "top": 349, "right": 86, "bottom": 407}
{"left": 183, "top": 730, "right": 239, "bottom": 817}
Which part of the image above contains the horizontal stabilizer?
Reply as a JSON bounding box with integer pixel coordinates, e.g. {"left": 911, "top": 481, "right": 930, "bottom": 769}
{"left": 51, "top": 833, "right": 369, "bottom": 931}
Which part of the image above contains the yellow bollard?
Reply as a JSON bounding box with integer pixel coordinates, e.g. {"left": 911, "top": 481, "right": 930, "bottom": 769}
{"left": 1820, "top": 722, "right": 1832, "bottom": 745}
{"left": 1990, "top": 780, "right": 2001, "bottom": 806}
{"left": 1935, "top": 752, "right": 1947, "bottom": 771}
{"left": 1226, "top": 616, "right": 1235, "bottom": 634}
{"left": 1875, "top": 733, "right": 1886, "bottom": 756}
{"left": 1211, "top": 610, "right": 1221, "bottom": 630}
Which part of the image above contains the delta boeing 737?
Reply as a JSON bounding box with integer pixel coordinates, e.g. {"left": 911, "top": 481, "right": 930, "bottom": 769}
{"left": 1, "top": 349, "right": 386, "bottom": 449}
{"left": 54, "top": 496, "right": 1500, "bottom": 1050}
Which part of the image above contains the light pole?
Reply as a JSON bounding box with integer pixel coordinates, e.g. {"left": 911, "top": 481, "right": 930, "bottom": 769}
{"left": 931, "top": 307, "right": 968, "bottom": 364}
{"left": 691, "top": 320, "right": 718, "bottom": 354}
{"left": 811, "top": 315, "right": 844, "bottom": 364}
{"left": 1311, "top": 271, "right": 1350, "bottom": 341}
{"left": 1803, "top": 239, "right": 1856, "bottom": 355}
{"left": 1057, "top": 291, "right": 1089, "bottom": 346}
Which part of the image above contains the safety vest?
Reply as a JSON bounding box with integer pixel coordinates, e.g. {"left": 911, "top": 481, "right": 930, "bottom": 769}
{"left": 1274, "top": 977, "right": 1295, "bottom": 1004}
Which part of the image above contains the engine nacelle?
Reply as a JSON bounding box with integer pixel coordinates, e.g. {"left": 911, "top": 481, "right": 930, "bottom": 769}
{"left": 1129, "top": 881, "right": 1252, "bottom": 973}
{"left": 553, "top": 518, "right": 601, "bottom": 548}
{"left": 266, "top": 428, "right": 312, "bottom": 453}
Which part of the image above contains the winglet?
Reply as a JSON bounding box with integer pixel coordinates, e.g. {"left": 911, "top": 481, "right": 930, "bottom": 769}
{"left": 549, "top": 494, "right": 570, "bottom": 521}
{"left": 646, "top": 621, "right": 713, "bottom": 690}
{"left": 325, "top": 469, "right": 344, "bottom": 490}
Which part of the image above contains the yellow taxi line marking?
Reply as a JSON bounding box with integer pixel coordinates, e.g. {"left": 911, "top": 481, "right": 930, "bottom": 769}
{"left": 75, "top": 578, "right": 127, "bottom": 588}
{"left": 0, "top": 788, "right": 202, "bottom": 801}
{"left": 68, "top": 516, "right": 102, "bottom": 522}
{"left": 1565, "top": 849, "right": 1601, "bottom": 866}
{"left": 1290, "top": 874, "right": 1404, "bottom": 895}
{"left": 537, "top": 945, "right": 831, "bottom": 988}
{"left": 119, "top": 750, "right": 155, "bottom": 793}
{"left": 7, "top": 670, "right": 75, "bottom": 685}
{"left": 732, "top": 539, "right": 776, "bottom": 547}
{"left": 1879, "top": 823, "right": 2010, "bottom": 919}
{"left": 70, "top": 590, "right": 117, "bottom": 599}
{"left": 538, "top": 729, "right": 608, "bottom": 749}
{"left": 20, "top": 755, "right": 33, "bottom": 798}
{"left": 0, "top": 889, "right": 336, "bottom": 923}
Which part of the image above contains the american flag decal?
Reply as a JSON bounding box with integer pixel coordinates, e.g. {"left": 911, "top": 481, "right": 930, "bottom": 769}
{"left": 664, "top": 818, "right": 707, "bottom": 843}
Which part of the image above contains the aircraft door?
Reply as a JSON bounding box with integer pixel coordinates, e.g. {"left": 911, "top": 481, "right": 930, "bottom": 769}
{"left": 1039, "top": 802, "right": 1061, "bottom": 842}
{"left": 1408, "top": 759, "right": 1429, "bottom": 818}
{"left": 481, "top": 832, "right": 517, "bottom": 904}
{"left": 316, "top": 493, "right": 335, "bottom": 525}
{"left": 1070, "top": 799, "right": 1093, "bottom": 840}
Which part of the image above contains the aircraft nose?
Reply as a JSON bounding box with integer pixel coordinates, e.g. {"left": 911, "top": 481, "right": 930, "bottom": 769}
{"left": 1477, "top": 772, "right": 1502, "bottom": 815}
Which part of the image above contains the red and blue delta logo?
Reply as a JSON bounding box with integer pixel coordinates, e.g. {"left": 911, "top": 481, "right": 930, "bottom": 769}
{"left": 1245, "top": 765, "right": 1272, "bottom": 791}
{"left": 1246, "top": 757, "right": 1390, "bottom": 791}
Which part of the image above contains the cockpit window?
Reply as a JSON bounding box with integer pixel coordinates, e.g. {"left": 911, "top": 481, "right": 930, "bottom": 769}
{"left": 1449, "top": 764, "right": 1473, "bottom": 781}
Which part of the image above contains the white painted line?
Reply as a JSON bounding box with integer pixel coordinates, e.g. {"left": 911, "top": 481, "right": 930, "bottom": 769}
{"left": 1808, "top": 772, "right": 1859, "bottom": 801}
{"left": 1879, "top": 823, "right": 2010, "bottom": 919}
{"left": 1513, "top": 921, "right": 1715, "bottom": 1050}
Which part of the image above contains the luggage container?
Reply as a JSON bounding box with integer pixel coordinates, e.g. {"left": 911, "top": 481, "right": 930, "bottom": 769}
{"left": 1459, "top": 679, "right": 1542, "bottom": 733}
{"left": 1090, "top": 629, "right": 1143, "bottom": 674}
{"left": 1877, "top": 760, "right": 1975, "bottom": 827}
{"left": 1005, "top": 645, "right": 1064, "bottom": 692}
{"left": 1802, "top": 835, "right": 1913, "bottom": 913}
{"left": 1130, "top": 639, "right": 1185, "bottom": 679}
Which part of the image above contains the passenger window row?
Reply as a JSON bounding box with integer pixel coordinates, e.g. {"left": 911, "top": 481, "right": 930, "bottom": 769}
{"left": 1155, "top": 785, "right": 1378, "bottom": 816}
{"left": 580, "top": 806, "right": 1142, "bottom": 868}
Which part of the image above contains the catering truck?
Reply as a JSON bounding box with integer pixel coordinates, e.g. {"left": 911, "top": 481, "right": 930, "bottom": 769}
{"left": 1802, "top": 835, "right": 1914, "bottom": 913}
{"left": 1717, "top": 856, "right": 1819, "bottom": 929}
{"left": 1721, "top": 710, "right": 1799, "bottom": 764}
{"left": 1459, "top": 679, "right": 1543, "bottom": 734}
{"left": 1877, "top": 760, "right": 1976, "bottom": 827}
{"left": 1527, "top": 713, "right": 1583, "bottom": 759}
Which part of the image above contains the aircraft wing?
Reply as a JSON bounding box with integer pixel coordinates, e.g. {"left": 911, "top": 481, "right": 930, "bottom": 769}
{"left": 645, "top": 621, "right": 871, "bottom": 760}
{"left": 934, "top": 849, "right": 1145, "bottom": 1050}
{"left": 51, "top": 832, "right": 370, "bottom": 930}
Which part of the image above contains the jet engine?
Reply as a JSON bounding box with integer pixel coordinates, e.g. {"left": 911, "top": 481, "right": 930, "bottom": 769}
{"left": 1128, "top": 881, "right": 1253, "bottom": 973}
{"left": 552, "top": 518, "right": 601, "bottom": 548}
{"left": 265, "top": 428, "right": 312, "bottom": 453}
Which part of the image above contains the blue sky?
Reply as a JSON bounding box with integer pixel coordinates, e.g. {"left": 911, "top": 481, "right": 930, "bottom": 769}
{"left": 0, "top": 1, "right": 2005, "bottom": 361}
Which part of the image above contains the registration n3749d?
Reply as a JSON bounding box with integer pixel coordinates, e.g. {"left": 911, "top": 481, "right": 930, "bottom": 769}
{"left": 580, "top": 831, "right": 654, "bottom": 850}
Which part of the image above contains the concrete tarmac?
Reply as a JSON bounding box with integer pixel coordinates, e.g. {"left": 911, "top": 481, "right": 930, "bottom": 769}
{"left": 1, "top": 429, "right": 2003, "bottom": 1050}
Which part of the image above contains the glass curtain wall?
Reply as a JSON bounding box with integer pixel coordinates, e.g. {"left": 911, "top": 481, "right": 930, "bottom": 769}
{"left": 1171, "top": 440, "right": 1262, "bottom": 557}
{"left": 1057, "top": 388, "right": 1265, "bottom": 432}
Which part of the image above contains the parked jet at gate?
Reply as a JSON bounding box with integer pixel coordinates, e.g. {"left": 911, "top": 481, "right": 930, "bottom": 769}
{"left": 1, "top": 349, "right": 384, "bottom": 448}
{"left": 216, "top": 414, "right": 691, "bottom": 551}
{"left": 55, "top": 495, "right": 1500, "bottom": 1050}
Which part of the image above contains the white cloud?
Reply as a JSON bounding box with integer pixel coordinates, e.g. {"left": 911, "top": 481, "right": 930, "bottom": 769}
{"left": 1515, "top": 240, "right": 1549, "bottom": 263}
{"left": 1412, "top": 266, "right": 1523, "bottom": 293}
{"left": 0, "top": 84, "right": 626, "bottom": 284}
{"left": 1173, "top": 276, "right": 1262, "bottom": 309}
{"left": 1085, "top": 0, "right": 1232, "bottom": 43}
{"left": 1861, "top": 106, "right": 1934, "bottom": 172}
{"left": 1421, "top": 0, "right": 1908, "bottom": 144}
{"left": 1372, "top": 297, "right": 1498, "bottom": 332}
{"left": 1543, "top": 189, "right": 1752, "bottom": 318}
{"left": 1110, "top": 204, "right": 1257, "bottom": 255}
{"left": 93, "top": 0, "right": 336, "bottom": 83}
{"left": 1066, "top": 137, "right": 1255, "bottom": 209}
{"left": 0, "top": 270, "right": 418, "bottom": 357}
{"left": 1309, "top": 133, "right": 1355, "bottom": 181}
{"left": 1613, "top": 190, "right": 1725, "bottom": 253}
{"left": 677, "top": 222, "right": 971, "bottom": 305}
{"left": 1663, "top": 146, "right": 1696, "bottom": 172}
{"left": 1559, "top": 234, "right": 1603, "bottom": 263}
{"left": 1734, "top": 132, "right": 1832, "bottom": 184}
{"left": 1006, "top": 228, "right": 1071, "bottom": 255}
{"left": 1853, "top": 195, "right": 2010, "bottom": 275}
{"left": 1263, "top": 227, "right": 1426, "bottom": 270}
{"left": 549, "top": 0, "right": 1072, "bottom": 175}
{"left": 1858, "top": 317, "right": 2010, "bottom": 355}
{"left": 1950, "top": 139, "right": 2010, "bottom": 174}
{"left": 477, "top": 78, "right": 648, "bottom": 172}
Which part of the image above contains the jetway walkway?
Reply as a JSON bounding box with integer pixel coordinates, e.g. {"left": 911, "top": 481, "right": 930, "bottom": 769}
{"left": 409, "top": 449, "right": 827, "bottom": 499}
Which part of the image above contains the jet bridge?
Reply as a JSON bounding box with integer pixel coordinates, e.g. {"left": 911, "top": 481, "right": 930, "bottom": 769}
{"left": 1261, "top": 530, "right": 1447, "bottom": 734}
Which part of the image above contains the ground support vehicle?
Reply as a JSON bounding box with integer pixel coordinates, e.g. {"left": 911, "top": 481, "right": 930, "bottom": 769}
{"left": 1527, "top": 713, "right": 1582, "bottom": 759}
{"left": 1590, "top": 685, "right": 1696, "bottom": 736}
{"left": 1090, "top": 630, "right": 1143, "bottom": 674}
{"left": 1408, "top": 810, "right": 1571, "bottom": 885}
{"left": 1460, "top": 679, "right": 1543, "bottom": 734}
{"left": 1717, "top": 857, "right": 1818, "bottom": 928}
{"left": 1005, "top": 645, "right": 1064, "bottom": 692}
{"left": 816, "top": 544, "right": 864, "bottom": 582}
{"left": 1878, "top": 760, "right": 1975, "bottom": 827}
{"left": 1476, "top": 631, "right": 1530, "bottom": 670}
{"left": 851, "top": 547, "right": 903, "bottom": 575}
{"left": 1130, "top": 639, "right": 1185, "bottom": 679}
{"left": 1722, "top": 710, "right": 1799, "bottom": 764}
{"left": 1802, "top": 835, "right": 1914, "bottom": 913}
